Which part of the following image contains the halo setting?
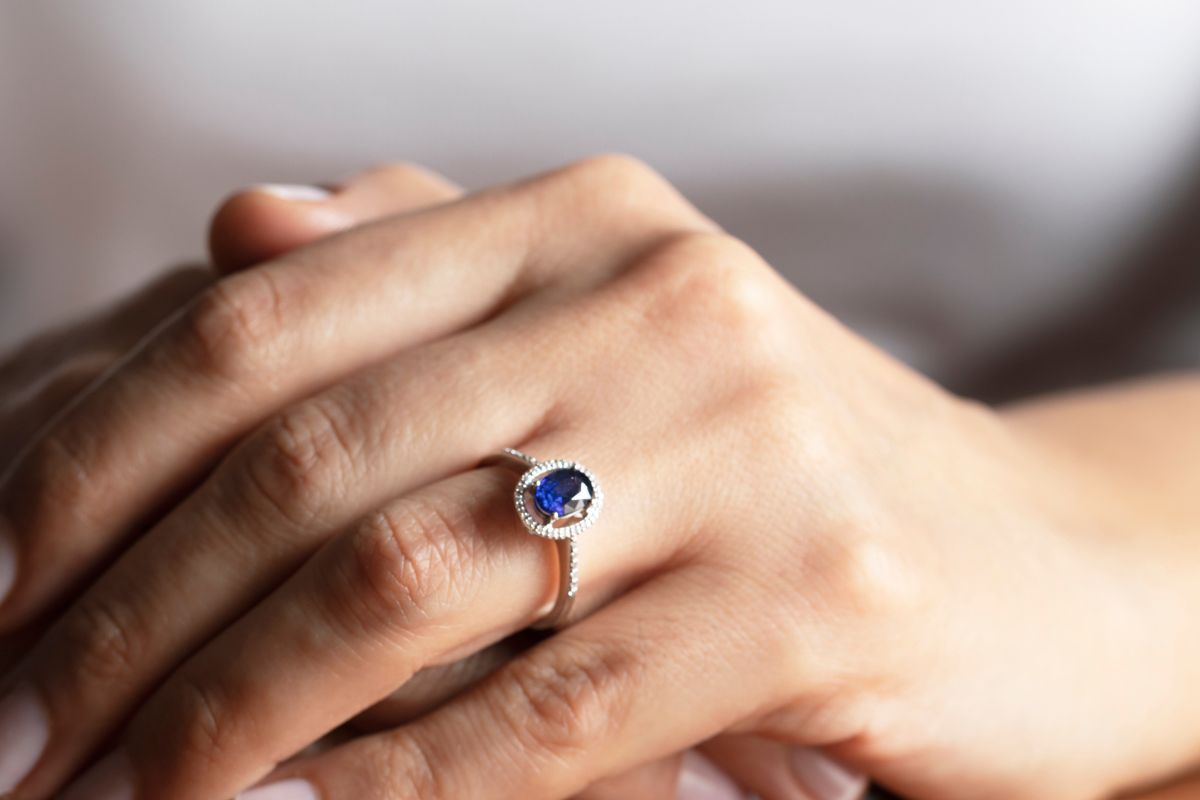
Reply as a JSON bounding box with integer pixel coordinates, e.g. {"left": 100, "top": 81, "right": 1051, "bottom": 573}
{"left": 513, "top": 458, "right": 603, "bottom": 541}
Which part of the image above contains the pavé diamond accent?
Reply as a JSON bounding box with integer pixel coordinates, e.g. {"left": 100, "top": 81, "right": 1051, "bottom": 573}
{"left": 513, "top": 458, "right": 603, "bottom": 541}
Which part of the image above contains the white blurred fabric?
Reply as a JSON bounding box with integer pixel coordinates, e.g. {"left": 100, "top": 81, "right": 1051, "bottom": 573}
{"left": 1, "top": 1, "right": 1199, "bottom": 381}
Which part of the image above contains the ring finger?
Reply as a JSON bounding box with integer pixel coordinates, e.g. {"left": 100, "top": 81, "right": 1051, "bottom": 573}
{"left": 60, "top": 421, "right": 683, "bottom": 799}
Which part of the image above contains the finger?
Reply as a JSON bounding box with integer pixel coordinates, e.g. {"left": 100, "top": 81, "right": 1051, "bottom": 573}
{"left": 0, "top": 155, "right": 709, "bottom": 630}
{"left": 1, "top": 353, "right": 112, "bottom": 476}
{"left": 575, "top": 753, "right": 684, "bottom": 800}
{"left": 209, "top": 163, "right": 462, "bottom": 274}
{"left": 5, "top": 165, "right": 456, "bottom": 466}
{"left": 0, "top": 266, "right": 212, "bottom": 604}
{"left": 7, "top": 268, "right": 670, "bottom": 797}
{"left": 1120, "top": 771, "right": 1200, "bottom": 800}
{"left": 674, "top": 750, "right": 748, "bottom": 800}
{"left": 0, "top": 265, "right": 212, "bottom": 400}
{"left": 230, "top": 573, "right": 773, "bottom": 800}
{"left": 351, "top": 632, "right": 542, "bottom": 731}
{"left": 1, "top": 267, "right": 214, "bottom": 484}
{"left": 702, "top": 736, "right": 869, "bottom": 800}
{"left": 58, "top": 416, "right": 686, "bottom": 800}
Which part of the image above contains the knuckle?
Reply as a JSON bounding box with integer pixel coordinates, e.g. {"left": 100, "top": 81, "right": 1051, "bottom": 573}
{"left": 172, "top": 676, "right": 235, "bottom": 769}
{"left": 16, "top": 431, "right": 101, "bottom": 525}
{"left": 373, "top": 161, "right": 460, "bottom": 197}
{"left": 365, "top": 733, "right": 444, "bottom": 800}
{"left": 241, "top": 398, "right": 358, "bottom": 527}
{"left": 174, "top": 271, "right": 285, "bottom": 379}
{"left": 498, "top": 642, "right": 637, "bottom": 757}
{"left": 343, "top": 498, "right": 479, "bottom": 633}
{"left": 815, "top": 532, "right": 920, "bottom": 620}
{"left": 12, "top": 424, "right": 110, "bottom": 537}
{"left": 642, "top": 232, "right": 780, "bottom": 338}
{"left": 539, "top": 154, "right": 703, "bottom": 224}
{"left": 566, "top": 153, "right": 666, "bottom": 191}
{"left": 59, "top": 595, "right": 144, "bottom": 686}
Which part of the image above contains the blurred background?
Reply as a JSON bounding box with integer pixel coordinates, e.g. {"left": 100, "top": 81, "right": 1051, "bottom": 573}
{"left": 1, "top": 1, "right": 1198, "bottom": 401}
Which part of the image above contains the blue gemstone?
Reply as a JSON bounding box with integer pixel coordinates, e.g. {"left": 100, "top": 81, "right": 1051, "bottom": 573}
{"left": 534, "top": 469, "right": 594, "bottom": 518}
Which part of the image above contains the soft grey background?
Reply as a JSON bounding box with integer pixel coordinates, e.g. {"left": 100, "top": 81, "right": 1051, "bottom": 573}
{"left": 2, "top": 1, "right": 1199, "bottom": 394}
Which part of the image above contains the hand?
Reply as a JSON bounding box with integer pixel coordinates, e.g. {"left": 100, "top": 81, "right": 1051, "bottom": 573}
{"left": 221, "top": 175, "right": 873, "bottom": 800}
{"left": 217, "top": 170, "right": 875, "bottom": 800}
{"left": 2, "top": 165, "right": 863, "bottom": 800}
{"left": 0, "top": 156, "right": 1196, "bottom": 800}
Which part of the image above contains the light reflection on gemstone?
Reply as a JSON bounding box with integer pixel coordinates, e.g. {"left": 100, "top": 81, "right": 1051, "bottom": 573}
{"left": 534, "top": 468, "right": 594, "bottom": 518}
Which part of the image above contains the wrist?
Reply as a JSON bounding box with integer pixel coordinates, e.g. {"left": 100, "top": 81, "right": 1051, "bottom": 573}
{"left": 996, "top": 396, "right": 1200, "bottom": 793}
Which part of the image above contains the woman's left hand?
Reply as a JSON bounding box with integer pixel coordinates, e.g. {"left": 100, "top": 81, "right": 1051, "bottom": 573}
{"left": 3, "top": 156, "right": 1197, "bottom": 800}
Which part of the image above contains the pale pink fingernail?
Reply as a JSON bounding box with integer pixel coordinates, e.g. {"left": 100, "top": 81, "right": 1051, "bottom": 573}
{"left": 0, "top": 521, "right": 17, "bottom": 608}
{"left": 238, "top": 778, "right": 320, "bottom": 800}
{"left": 787, "top": 747, "right": 868, "bottom": 800}
{"left": 251, "top": 184, "right": 333, "bottom": 202}
{"left": 59, "top": 750, "right": 135, "bottom": 800}
{"left": 0, "top": 683, "right": 49, "bottom": 792}
{"left": 677, "top": 750, "right": 745, "bottom": 800}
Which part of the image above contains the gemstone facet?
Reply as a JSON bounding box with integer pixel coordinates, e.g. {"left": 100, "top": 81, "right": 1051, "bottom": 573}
{"left": 533, "top": 468, "right": 594, "bottom": 519}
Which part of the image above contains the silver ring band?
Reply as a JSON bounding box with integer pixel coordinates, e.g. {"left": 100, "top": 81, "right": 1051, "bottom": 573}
{"left": 496, "top": 447, "right": 603, "bottom": 629}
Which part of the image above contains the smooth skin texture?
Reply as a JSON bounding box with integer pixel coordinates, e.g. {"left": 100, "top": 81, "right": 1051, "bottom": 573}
{"left": 0, "top": 165, "right": 860, "bottom": 800}
{"left": 217, "top": 170, "right": 867, "bottom": 800}
{"left": 0, "top": 267, "right": 214, "bottom": 478}
{"left": 0, "top": 157, "right": 1198, "bottom": 800}
{"left": 216, "top": 177, "right": 868, "bottom": 800}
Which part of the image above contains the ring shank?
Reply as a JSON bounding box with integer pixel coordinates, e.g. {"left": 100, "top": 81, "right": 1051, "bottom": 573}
{"left": 493, "top": 447, "right": 578, "bottom": 629}
{"left": 532, "top": 538, "right": 576, "bottom": 630}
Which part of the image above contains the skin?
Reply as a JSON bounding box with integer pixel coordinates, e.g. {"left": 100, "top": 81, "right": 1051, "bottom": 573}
{"left": 1, "top": 165, "right": 857, "bottom": 800}
{"left": 0, "top": 157, "right": 1198, "bottom": 800}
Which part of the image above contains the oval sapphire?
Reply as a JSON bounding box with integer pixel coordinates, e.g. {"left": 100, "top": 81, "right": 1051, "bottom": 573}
{"left": 534, "top": 468, "right": 594, "bottom": 519}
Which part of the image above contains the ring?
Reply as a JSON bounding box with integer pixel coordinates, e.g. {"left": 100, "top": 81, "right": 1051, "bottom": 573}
{"left": 497, "top": 447, "right": 604, "bottom": 629}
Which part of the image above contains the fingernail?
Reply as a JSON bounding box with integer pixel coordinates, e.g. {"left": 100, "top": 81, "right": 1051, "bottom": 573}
{"left": 787, "top": 747, "right": 867, "bottom": 800}
{"left": 0, "top": 683, "right": 49, "bottom": 792}
{"left": 238, "top": 778, "right": 320, "bottom": 800}
{"left": 59, "top": 750, "right": 135, "bottom": 800}
{"left": 0, "top": 521, "right": 16, "bottom": 608}
{"left": 677, "top": 750, "right": 744, "bottom": 800}
{"left": 251, "top": 184, "right": 333, "bottom": 202}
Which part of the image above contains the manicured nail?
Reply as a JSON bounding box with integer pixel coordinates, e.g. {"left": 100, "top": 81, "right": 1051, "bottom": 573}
{"left": 787, "top": 747, "right": 867, "bottom": 800}
{"left": 59, "top": 750, "right": 135, "bottom": 800}
{"left": 251, "top": 184, "right": 333, "bottom": 202}
{"left": 0, "top": 522, "right": 16, "bottom": 608}
{"left": 677, "top": 750, "right": 744, "bottom": 800}
{"left": 238, "top": 778, "right": 320, "bottom": 800}
{"left": 0, "top": 683, "right": 49, "bottom": 792}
